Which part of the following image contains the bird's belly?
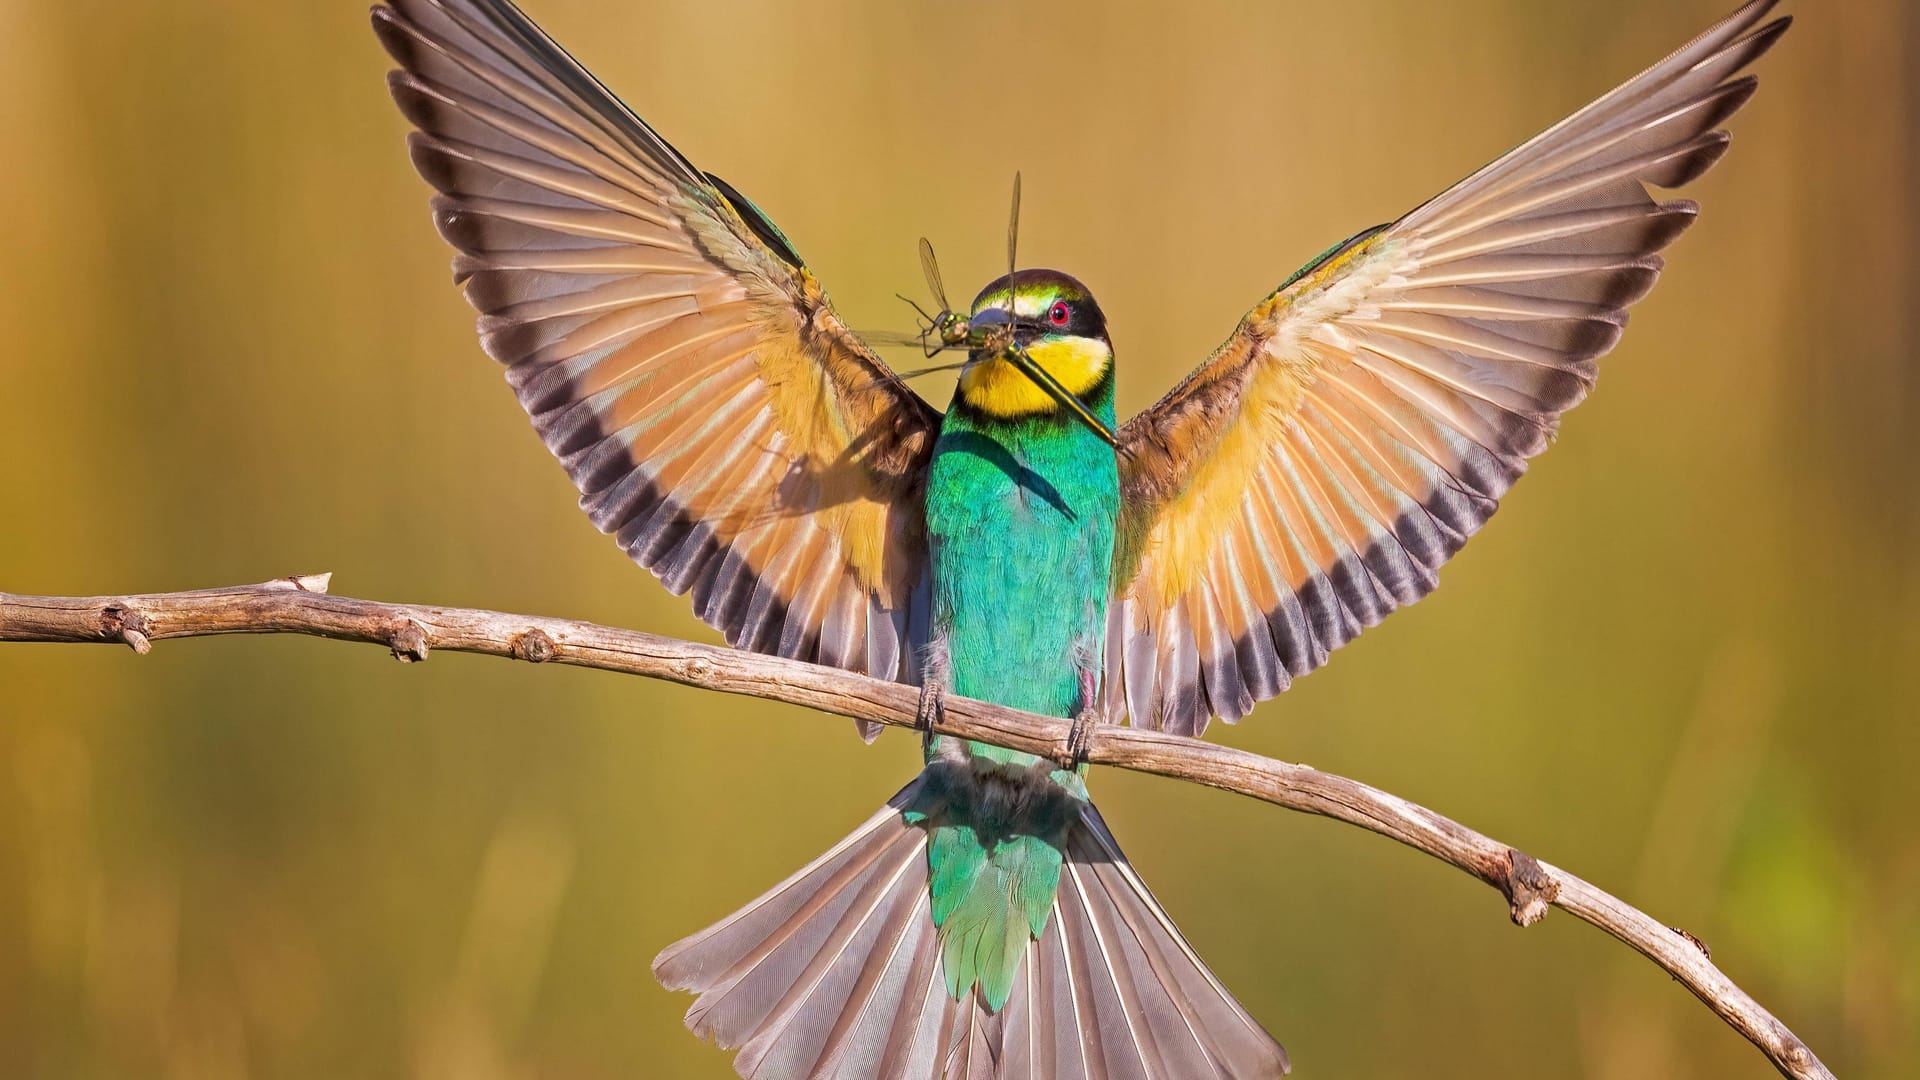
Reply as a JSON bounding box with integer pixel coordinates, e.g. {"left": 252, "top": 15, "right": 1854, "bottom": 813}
{"left": 939, "top": 543, "right": 1102, "bottom": 714}
{"left": 925, "top": 451, "right": 1116, "bottom": 722}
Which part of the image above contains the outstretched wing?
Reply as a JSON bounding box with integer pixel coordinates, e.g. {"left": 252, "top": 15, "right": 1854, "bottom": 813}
{"left": 1108, "top": 0, "right": 1789, "bottom": 735}
{"left": 373, "top": 0, "right": 939, "bottom": 718}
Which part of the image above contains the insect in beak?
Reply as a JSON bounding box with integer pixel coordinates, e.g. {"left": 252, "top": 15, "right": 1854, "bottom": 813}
{"left": 877, "top": 237, "right": 975, "bottom": 358}
{"left": 966, "top": 309, "right": 1117, "bottom": 447}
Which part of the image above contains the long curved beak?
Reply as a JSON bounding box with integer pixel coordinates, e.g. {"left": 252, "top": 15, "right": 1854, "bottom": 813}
{"left": 968, "top": 310, "right": 1117, "bottom": 447}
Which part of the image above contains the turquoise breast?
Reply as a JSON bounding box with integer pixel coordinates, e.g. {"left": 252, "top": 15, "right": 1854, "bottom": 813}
{"left": 924, "top": 386, "right": 1120, "bottom": 765}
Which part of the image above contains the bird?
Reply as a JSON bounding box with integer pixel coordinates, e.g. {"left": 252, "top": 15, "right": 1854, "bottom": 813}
{"left": 369, "top": 0, "right": 1790, "bottom": 1075}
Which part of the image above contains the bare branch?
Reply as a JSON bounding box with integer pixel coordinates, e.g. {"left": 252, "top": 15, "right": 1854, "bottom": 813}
{"left": 0, "top": 576, "right": 1833, "bottom": 1080}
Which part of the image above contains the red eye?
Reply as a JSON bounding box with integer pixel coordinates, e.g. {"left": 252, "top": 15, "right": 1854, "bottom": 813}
{"left": 1047, "top": 301, "right": 1071, "bottom": 327}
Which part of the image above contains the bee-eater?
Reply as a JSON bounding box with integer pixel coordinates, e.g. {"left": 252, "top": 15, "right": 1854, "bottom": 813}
{"left": 372, "top": 0, "right": 1789, "bottom": 1075}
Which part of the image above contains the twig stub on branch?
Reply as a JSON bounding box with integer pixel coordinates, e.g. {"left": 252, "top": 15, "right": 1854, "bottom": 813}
{"left": 1502, "top": 848, "right": 1560, "bottom": 927}
{"left": 511, "top": 627, "right": 556, "bottom": 663}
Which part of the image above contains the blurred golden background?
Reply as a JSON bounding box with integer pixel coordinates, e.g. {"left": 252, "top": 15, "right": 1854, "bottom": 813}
{"left": 1, "top": 0, "right": 1914, "bottom": 1076}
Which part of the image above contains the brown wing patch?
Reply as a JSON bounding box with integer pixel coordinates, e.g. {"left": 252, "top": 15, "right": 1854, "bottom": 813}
{"left": 1110, "top": 0, "right": 1789, "bottom": 735}
{"left": 376, "top": 0, "right": 939, "bottom": 713}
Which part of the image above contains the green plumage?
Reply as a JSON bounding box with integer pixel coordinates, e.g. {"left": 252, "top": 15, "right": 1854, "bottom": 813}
{"left": 920, "top": 365, "right": 1118, "bottom": 1011}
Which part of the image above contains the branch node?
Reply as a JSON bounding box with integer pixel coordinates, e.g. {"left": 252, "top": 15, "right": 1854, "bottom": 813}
{"left": 511, "top": 628, "right": 556, "bottom": 663}
{"left": 680, "top": 654, "right": 716, "bottom": 682}
{"left": 387, "top": 619, "right": 430, "bottom": 663}
{"left": 99, "top": 605, "right": 152, "bottom": 655}
{"left": 1502, "top": 848, "right": 1558, "bottom": 927}
{"left": 1671, "top": 925, "right": 1712, "bottom": 959}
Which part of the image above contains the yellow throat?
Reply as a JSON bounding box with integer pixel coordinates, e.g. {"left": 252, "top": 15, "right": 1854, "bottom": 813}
{"left": 959, "top": 336, "right": 1110, "bottom": 418}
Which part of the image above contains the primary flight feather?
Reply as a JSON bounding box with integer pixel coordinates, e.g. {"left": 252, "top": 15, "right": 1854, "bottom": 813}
{"left": 371, "top": 1, "right": 1790, "bottom": 1075}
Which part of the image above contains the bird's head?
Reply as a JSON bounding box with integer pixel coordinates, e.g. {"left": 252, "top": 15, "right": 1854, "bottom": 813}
{"left": 960, "top": 269, "right": 1115, "bottom": 444}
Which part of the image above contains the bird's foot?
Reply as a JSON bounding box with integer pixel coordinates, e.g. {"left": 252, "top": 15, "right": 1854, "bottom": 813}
{"left": 914, "top": 679, "right": 946, "bottom": 751}
{"left": 1060, "top": 708, "right": 1098, "bottom": 771}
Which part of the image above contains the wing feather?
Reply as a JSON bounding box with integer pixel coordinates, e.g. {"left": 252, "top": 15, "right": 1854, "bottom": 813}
{"left": 1110, "top": 0, "right": 1787, "bottom": 733}
{"left": 376, "top": 0, "right": 938, "bottom": 714}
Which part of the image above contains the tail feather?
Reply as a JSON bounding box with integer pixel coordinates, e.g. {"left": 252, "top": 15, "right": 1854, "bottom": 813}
{"left": 1075, "top": 803, "right": 1282, "bottom": 1068}
{"left": 1004, "top": 901, "right": 1091, "bottom": 1080}
{"left": 805, "top": 859, "right": 938, "bottom": 1077}
{"left": 655, "top": 779, "right": 937, "bottom": 1052}
{"left": 872, "top": 917, "right": 948, "bottom": 1077}
{"left": 1057, "top": 805, "right": 1291, "bottom": 1078}
{"left": 1051, "top": 875, "right": 1135, "bottom": 1079}
{"left": 737, "top": 835, "right": 928, "bottom": 1079}
{"left": 653, "top": 780, "right": 1289, "bottom": 1079}
{"left": 947, "top": 997, "right": 998, "bottom": 1080}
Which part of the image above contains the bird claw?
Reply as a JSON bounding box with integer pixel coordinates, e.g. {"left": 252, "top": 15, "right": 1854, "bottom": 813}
{"left": 1060, "top": 708, "right": 1098, "bottom": 770}
{"left": 915, "top": 679, "right": 946, "bottom": 751}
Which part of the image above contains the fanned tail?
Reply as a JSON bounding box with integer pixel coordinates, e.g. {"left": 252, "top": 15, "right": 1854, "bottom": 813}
{"left": 1044, "top": 804, "right": 1290, "bottom": 1079}
{"left": 653, "top": 777, "right": 1288, "bottom": 1079}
